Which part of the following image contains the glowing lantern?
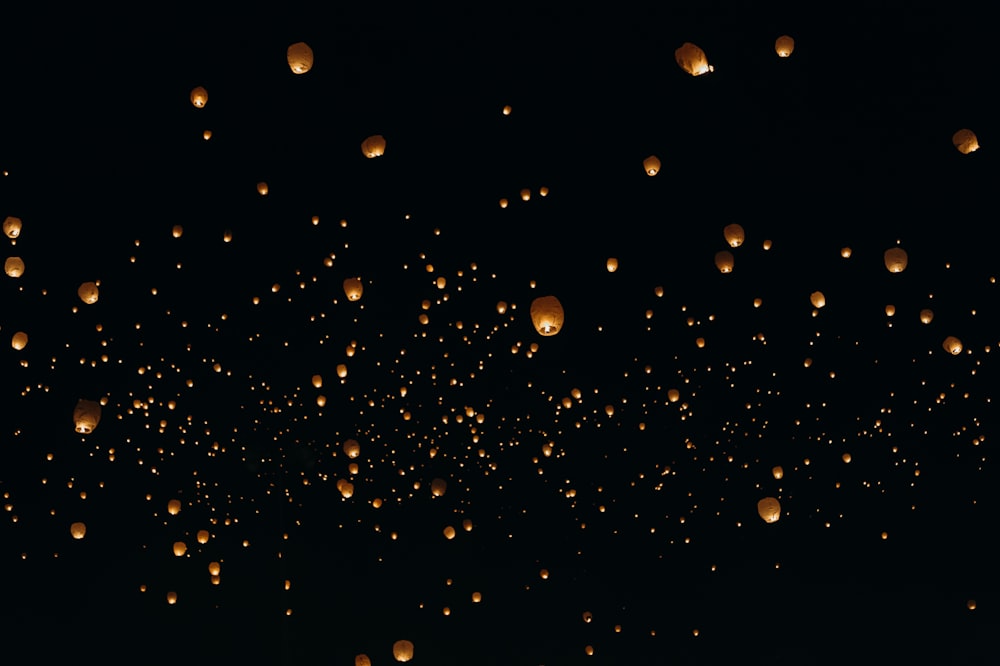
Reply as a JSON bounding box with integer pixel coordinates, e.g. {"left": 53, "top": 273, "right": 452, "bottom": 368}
{"left": 173, "top": 541, "right": 187, "bottom": 557}
{"left": 70, "top": 522, "right": 87, "bottom": 539}
{"left": 343, "top": 439, "right": 361, "bottom": 458}
{"left": 884, "top": 304, "right": 896, "bottom": 317}
{"left": 166, "top": 591, "right": 178, "bottom": 605}
{"left": 809, "top": 291, "right": 826, "bottom": 308}
{"left": 256, "top": 182, "right": 268, "bottom": 196}
{"left": 967, "top": 600, "right": 977, "bottom": 610}
{"left": 667, "top": 388, "right": 680, "bottom": 403}
{"left": 286, "top": 41, "right": 314, "bottom": 74}
{"left": 842, "top": 453, "right": 852, "bottom": 463}
{"left": 714, "top": 250, "right": 735, "bottom": 273}
{"left": 343, "top": 277, "right": 363, "bottom": 301}
{"left": 361, "top": 134, "right": 386, "bottom": 158}
{"left": 723, "top": 224, "right": 745, "bottom": 247}
{"left": 606, "top": 257, "right": 619, "bottom": 272}
{"left": 472, "top": 591, "right": 482, "bottom": 603}
{"left": 311, "top": 374, "right": 322, "bottom": 388}
{"left": 443, "top": 525, "right": 456, "bottom": 539}
{"left": 3, "top": 216, "right": 22, "bottom": 238}
{"left": 190, "top": 86, "right": 208, "bottom": 108}
{"left": 772, "top": 465, "right": 784, "bottom": 480}
{"left": 197, "top": 530, "right": 210, "bottom": 544}
{"left": 393, "top": 639, "right": 415, "bottom": 662}
{"left": 757, "top": 496, "right": 781, "bottom": 523}
{"left": 171, "top": 225, "right": 183, "bottom": 238}
{"left": 356, "top": 656, "right": 373, "bottom": 666}
{"left": 167, "top": 499, "right": 182, "bottom": 515}
{"left": 675, "top": 42, "right": 712, "bottom": 76}
{"left": 4, "top": 256, "right": 24, "bottom": 277}
{"left": 919, "top": 309, "right": 934, "bottom": 324}
{"left": 884, "top": 247, "right": 908, "bottom": 273}
{"left": 208, "top": 561, "right": 221, "bottom": 576}
{"left": 11, "top": 330, "right": 27, "bottom": 350}
{"left": 952, "top": 129, "right": 979, "bottom": 154}
{"left": 530, "top": 295, "right": 565, "bottom": 336}
{"left": 78, "top": 281, "right": 99, "bottom": 304}
{"left": 775, "top": 35, "right": 795, "bottom": 57}
{"left": 643, "top": 155, "right": 661, "bottom": 176}
{"left": 73, "top": 399, "right": 102, "bottom": 434}
{"left": 942, "top": 336, "right": 963, "bottom": 355}
{"left": 338, "top": 480, "right": 354, "bottom": 499}
{"left": 431, "top": 477, "right": 447, "bottom": 497}
{"left": 337, "top": 363, "right": 348, "bottom": 378}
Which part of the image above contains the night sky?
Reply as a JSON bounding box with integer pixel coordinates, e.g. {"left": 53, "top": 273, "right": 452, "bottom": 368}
{"left": 1, "top": 4, "right": 996, "bottom": 664}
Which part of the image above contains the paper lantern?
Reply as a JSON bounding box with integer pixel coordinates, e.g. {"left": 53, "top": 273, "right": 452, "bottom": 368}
{"left": 675, "top": 42, "right": 713, "bottom": 76}
{"left": 919, "top": 308, "right": 934, "bottom": 324}
{"left": 343, "top": 277, "right": 363, "bottom": 301}
{"left": 167, "top": 498, "right": 182, "bottom": 515}
{"left": 757, "top": 496, "right": 781, "bottom": 523}
{"left": 723, "top": 224, "right": 745, "bottom": 247}
{"left": 714, "top": 250, "right": 735, "bottom": 273}
{"left": 3, "top": 216, "right": 22, "bottom": 238}
{"left": 606, "top": 257, "right": 619, "bottom": 272}
{"left": 942, "top": 336, "right": 963, "bottom": 355}
{"left": 4, "top": 256, "right": 24, "bottom": 277}
{"left": 190, "top": 86, "right": 208, "bottom": 108}
{"left": 431, "top": 477, "right": 448, "bottom": 497}
{"left": 287, "top": 41, "right": 314, "bottom": 74}
{"left": 70, "top": 522, "right": 87, "bottom": 539}
{"left": 73, "top": 399, "right": 102, "bottom": 434}
{"left": 173, "top": 541, "right": 187, "bottom": 557}
{"left": 257, "top": 182, "right": 269, "bottom": 196}
{"left": 810, "top": 291, "right": 826, "bottom": 308}
{"left": 952, "top": 129, "right": 979, "bottom": 154}
{"left": 78, "top": 281, "right": 100, "bottom": 304}
{"left": 530, "top": 295, "right": 565, "bottom": 336}
{"left": 343, "top": 439, "right": 361, "bottom": 458}
{"left": 443, "top": 525, "right": 456, "bottom": 539}
{"left": 883, "top": 247, "right": 908, "bottom": 273}
{"left": 166, "top": 591, "right": 178, "bottom": 605}
{"left": 772, "top": 465, "right": 784, "bottom": 480}
{"left": 197, "top": 529, "right": 210, "bottom": 544}
{"left": 361, "top": 134, "right": 386, "bottom": 158}
{"left": 775, "top": 35, "right": 795, "bottom": 57}
{"left": 393, "top": 639, "right": 415, "bottom": 662}
{"left": 643, "top": 155, "right": 661, "bottom": 176}
{"left": 311, "top": 374, "right": 323, "bottom": 388}
{"left": 11, "top": 331, "right": 27, "bottom": 350}
{"left": 355, "top": 656, "right": 372, "bottom": 666}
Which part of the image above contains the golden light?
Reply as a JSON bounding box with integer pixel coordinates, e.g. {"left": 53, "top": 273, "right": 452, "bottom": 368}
{"left": 167, "top": 499, "right": 182, "bottom": 515}
{"left": 197, "top": 530, "right": 210, "bottom": 544}
{"left": 4, "top": 256, "right": 25, "bottom": 277}
{"left": 78, "top": 281, "right": 100, "bottom": 304}
{"left": 643, "top": 155, "right": 661, "bottom": 176}
{"left": 810, "top": 291, "right": 826, "bottom": 308}
{"left": 73, "top": 399, "right": 102, "bottom": 434}
{"left": 530, "top": 295, "right": 565, "bottom": 336}
{"left": 172, "top": 541, "right": 187, "bottom": 557}
{"left": 70, "top": 522, "right": 87, "bottom": 539}
{"left": 952, "top": 128, "right": 979, "bottom": 154}
{"left": 256, "top": 182, "right": 269, "bottom": 196}
{"left": 2, "top": 216, "right": 22, "bottom": 238}
{"left": 311, "top": 374, "right": 323, "bottom": 388}
{"left": 919, "top": 309, "right": 934, "bottom": 324}
{"left": 343, "top": 439, "right": 361, "bottom": 458}
{"left": 757, "top": 496, "right": 781, "bottom": 523}
{"left": 675, "top": 42, "right": 713, "bottom": 75}
{"left": 337, "top": 363, "right": 348, "bottom": 378}
{"left": 606, "top": 257, "right": 619, "bottom": 272}
{"left": 431, "top": 477, "right": 448, "bottom": 497}
{"left": 361, "top": 134, "right": 386, "bottom": 158}
{"left": 942, "top": 336, "right": 963, "bottom": 355}
{"left": 723, "top": 223, "right": 745, "bottom": 247}
{"left": 190, "top": 86, "right": 208, "bottom": 108}
{"left": 772, "top": 465, "right": 783, "bottom": 480}
{"left": 286, "top": 41, "right": 314, "bottom": 74}
{"left": 356, "top": 656, "right": 373, "bottom": 666}
{"left": 443, "top": 525, "right": 456, "bottom": 539}
{"left": 343, "top": 277, "right": 364, "bottom": 301}
{"left": 775, "top": 35, "right": 795, "bottom": 57}
{"left": 884, "top": 247, "right": 908, "bottom": 273}
{"left": 393, "top": 639, "right": 415, "bottom": 662}
{"left": 714, "top": 250, "right": 735, "bottom": 274}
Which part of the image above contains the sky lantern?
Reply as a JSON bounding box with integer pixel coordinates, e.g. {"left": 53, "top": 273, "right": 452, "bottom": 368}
{"left": 167, "top": 499, "right": 182, "bottom": 515}
{"left": 172, "top": 541, "right": 187, "bottom": 557}
{"left": 311, "top": 374, "right": 322, "bottom": 388}
{"left": 78, "top": 281, "right": 100, "bottom": 304}
{"left": 952, "top": 128, "right": 979, "bottom": 154}
{"left": 443, "top": 525, "right": 456, "bottom": 539}
{"left": 337, "top": 363, "right": 348, "bottom": 378}
{"left": 810, "top": 291, "right": 826, "bottom": 308}
{"left": 356, "top": 656, "right": 372, "bottom": 666}
{"left": 431, "top": 477, "right": 448, "bottom": 497}
{"left": 3, "top": 216, "right": 22, "bottom": 238}
{"left": 343, "top": 277, "right": 363, "bottom": 301}
{"left": 286, "top": 41, "right": 314, "bottom": 74}
{"left": 256, "top": 182, "right": 269, "bottom": 196}
{"left": 675, "top": 42, "right": 713, "bottom": 75}
{"left": 343, "top": 438, "right": 361, "bottom": 458}
{"left": 361, "top": 134, "right": 386, "bottom": 158}
{"left": 775, "top": 35, "right": 795, "bottom": 57}
{"left": 166, "top": 591, "right": 178, "bottom": 605}
{"left": 606, "top": 257, "right": 619, "bottom": 272}
{"left": 4, "top": 256, "right": 24, "bottom": 277}
{"left": 714, "top": 250, "right": 734, "bottom": 273}
{"left": 883, "top": 247, "right": 908, "bottom": 273}
{"left": 772, "top": 465, "right": 784, "bottom": 480}
{"left": 530, "top": 295, "right": 565, "bottom": 336}
{"left": 11, "top": 331, "right": 28, "bottom": 350}
{"left": 393, "top": 639, "right": 414, "bottom": 662}
{"left": 757, "top": 496, "right": 781, "bottom": 523}
{"left": 942, "top": 336, "right": 963, "bottom": 355}
{"left": 196, "top": 530, "right": 210, "bottom": 544}
{"left": 723, "top": 224, "right": 745, "bottom": 247}
{"left": 73, "top": 399, "right": 102, "bottom": 434}
{"left": 190, "top": 86, "right": 208, "bottom": 108}
{"left": 667, "top": 388, "right": 680, "bottom": 402}
{"left": 643, "top": 155, "right": 661, "bottom": 176}
{"left": 70, "top": 522, "right": 87, "bottom": 539}
{"left": 920, "top": 308, "right": 934, "bottom": 324}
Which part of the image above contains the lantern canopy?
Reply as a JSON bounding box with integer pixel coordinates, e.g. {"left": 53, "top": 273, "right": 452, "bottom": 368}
{"left": 343, "top": 277, "right": 363, "bottom": 301}
{"left": 73, "top": 399, "right": 102, "bottom": 434}
{"left": 70, "top": 522, "right": 87, "bottom": 539}
{"left": 775, "top": 35, "right": 795, "bottom": 57}
{"left": 952, "top": 128, "right": 979, "bottom": 154}
{"left": 393, "top": 640, "right": 415, "bottom": 662}
{"left": 714, "top": 250, "right": 735, "bottom": 273}
{"left": 675, "top": 42, "right": 713, "bottom": 76}
{"left": 190, "top": 86, "right": 208, "bottom": 108}
{"left": 361, "top": 134, "right": 386, "bottom": 158}
{"left": 643, "top": 155, "right": 661, "bottom": 176}
{"left": 5, "top": 256, "right": 25, "bottom": 277}
{"left": 723, "top": 224, "right": 745, "bottom": 247}
{"left": 942, "top": 336, "right": 963, "bottom": 355}
{"left": 11, "top": 331, "right": 28, "bottom": 350}
{"left": 757, "top": 496, "right": 782, "bottom": 523}
{"left": 286, "top": 41, "right": 314, "bottom": 74}
{"left": 3, "top": 216, "right": 22, "bottom": 238}
{"left": 883, "top": 247, "right": 908, "bottom": 273}
{"left": 78, "top": 281, "right": 100, "bottom": 304}
{"left": 530, "top": 295, "right": 565, "bottom": 336}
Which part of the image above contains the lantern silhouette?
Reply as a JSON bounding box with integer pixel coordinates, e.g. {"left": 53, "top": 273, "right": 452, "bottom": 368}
{"left": 4, "top": 256, "right": 24, "bottom": 277}
{"left": 393, "top": 639, "right": 415, "bottom": 662}
{"left": 714, "top": 250, "right": 735, "bottom": 273}
{"left": 952, "top": 129, "right": 979, "bottom": 154}
{"left": 530, "top": 295, "right": 565, "bottom": 336}
{"left": 757, "top": 496, "right": 781, "bottom": 523}
{"left": 11, "top": 331, "right": 28, "bottom": 350}
{"left": 78, "top": 281, "right": 100, "bottom": 304}
{"left": 675, "top": 42, "right": 712, "bottom": 75}
{"left": 361, "top": 134, "right": 386, "bottom": 158}
{"left": 287, "top": 41, "right": 314, "bottom": 74}
{"left": 73, "top": 399, "right": 102, "bottom": 434}
{"left": 190, "top": 86, "right": 208, "bottom": 108}
{"left": 3, "top": 216, "right": 22, "bottom": 238}
{"left": 883, "top": 247, "right": 908, "bottom": 273}
{"left": 70, "top": 522, "right": 87, "bottom": 539}
{"left": 942, "top": 336, "right": 963, "bottom": 355}
{"left": 643, "top": 155, "right": 661, "bottom": 176}
{"left": 344, "top": 277, "right": 363, "bottom": 301}
{"left": 775, "top": 35, "right": 795, "bottom": 57}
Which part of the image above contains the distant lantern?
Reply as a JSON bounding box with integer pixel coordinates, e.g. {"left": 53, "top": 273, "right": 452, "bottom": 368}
{"left": 190, "top": 86, "right": 208, "bottom": 108}
{"left": 167, "top": 498, "right": 182, "bottom": 515}
{"left": 431, "top": 477, "right": 448, "bottom": 497}
{"left": 723, "top": 224, "right": 745, "bottom": 247}
{"left": 675, "top": 42, "right": 713, "bottom": 76}
{"left": 166, "top": 591, "right": 178, "bottom": 605}
{"left": 356, "top": 656, "right": 373, "bottom": 666}
{"left": 443, "top": 525, "right": 456, "bottom": 540}
{"left": 952, "top": 128, "right": 979, "bottom": 154}
{"left": 197, "top": 529, "right": 210, "bottom": 544}
{"left": 256, "top": 182, "right": 268, "bottom": 196}
{"left": 772, "top": 465, "right": 784, "bottom": 480}
{"left": 286, "top": 41, "right": 314, "bottom": 74}
{"left": 311, "top": 374, "right": 323, "bottom": 388}
{"left": 171, "top": 225, "right": 183, "bottom": 238}
{"left": 4, "top": 256, "right": 24, "bottom": 277}
{"left": 343, "top": 277, "right": 363, "bottom": 301}
{"left": 73, "top": 399, "right": 102, "bottom": 434}
{"left": 78, "top": 281, "right": 100, "bottom": 304}
{"left": 393, "top": 639, "right": 415, "bottom": 662}
{"left": 343, "top": 439, "right": 361, "bottom": 458}
{"left": 70, "top": 522, "right": 87, "bottom": 539}
{"left": 714, "top": 250, "right": 735, "bottom": 273}
{"left": 942, "top": 336, "right": 963, "bottom": 355}
{"left": 11, "top": 331, "right": 28, "bottom": 350}
{"left": 810, "top": 291, "right": 826, "bottom": 308}
{"left": 606, "top": 257, "right": 619, "bottom": 272}
{"left": 361, "top": 134, "right": 386, "bottom": 158}
{"left": 643, "top": 155, "right": 661, "bottom": 176}
{"left": 530, "top": 295, "right": 565, "bottom": 336}
{"left": 173, "top": 541, "right": 187, "bottom": 557}
{"left": 3, "top": 216, "right": 22, "bottom": 238}
{"left": 337, "top": 363, "right": 348, "bottom": 378}
{"left": 919, "top": 308, "right": 934, "bottom": 324}
{"left": 884, "top": 247, "right": 908, "bottom": 273}
{"left": 775, "top": 35, "right": 795, "bottom": 57}
{"left": 884, "top": 304, "right": 896, "bottom": 317}
{"left": 667, "top": 388, "right": 680, "bottom": 403}
{"left": 757, "top": 496, "right": 781, "bottom": 523}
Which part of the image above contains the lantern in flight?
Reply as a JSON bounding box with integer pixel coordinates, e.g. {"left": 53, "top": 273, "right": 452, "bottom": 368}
{"left": 723, "top": 224, "right": 745, "bottom": 247}
{"left": 11, "top": 331, "right": 28, "bottom": 350}
{"left": 714, "top": 250, "right": 735, "bottom": 273}
{"left": 942, "top": 336, "right": 963, "bottom": 355}
{"left": 883, "top": 247, "right": 908, "bottom": 273}
{"left": 643, "top": 155, "right": 661, "bottom": 176}
{"left": 73, "top": 399, "right": 102, "bottom": 434}
{"left": 4, "top": 256, "right": 24, "bottom": 277}
{"left": 675, "top": 42, "right": 713, "bottom": 75}
{"left": 78, "top": 281, "right": 100, "bottom": 304}
{"left": 530, "top": 295, "right": 565, "bottom": 336}
{"left": 287, "top": 42, "right": 314, "bottom": 74}
{"left": 952, "top": 129, "right": 979, "bottom": 154}
{"left": 343, "top": 277, "right": 363, "bottom": 301}
{"left": 393, "top": 639, "right": 414, "bottom": 662}
{"left": 3, "top": 216, "right": 22, "bottom": 238}
{"left": 757, "top": 496, "right": 781, "bottom": 523}
{"left": 190, "top": 86, "right": 208, "bottom": 108}
{"left": 775, "top": 35, "right": 795, "bottom": 57}
{"left": 70, "top": 522, "right": 87, "bottom": 539}
{"left": 361, "top": 135, "right": 386, "bottom": 158}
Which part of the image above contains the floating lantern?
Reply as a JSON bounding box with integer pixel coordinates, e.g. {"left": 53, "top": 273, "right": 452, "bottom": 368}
{"left": 942, "top": 336, "right": 963, "bottom": 355}
{"left": 952, "top": 129, "right": 979, "bottom": 154}
{"left": 286, "top": 41, "right": 314, "bottom": 74}
{"left": 73, "top": 399, "right": 102, "bottom": 434}
{"left": 70, "top": 522, "right": 87, "bottom": 539}
{"left": 78, "top": 281, "right": 100, "bottom": 304}
{"left": 757, "top": 496, "right": 781, "bottom": 523}
{"left": 675, "top": 42, "right": 713, "bottom": 75}
{"left": 883, "top": 247, "right": 908, "bottom": 273}
{"left": 4, "top": 256, "right": 24, "bottom": 277}
{"left": 643, "top": 155, "right": 661, "bottom": 176}
{"left": 775, "top": 35, "right": 795, "bottom": 57}
{"left": 393, "top": 639, "right": 415, "bottom": 662}
{"left": 190, "top": 86, "right": 208, "bottom": 108}
{"left": 343, "top": 277, "right": 363, "bottom": 301}
{"left": 810, "top": 291, "right": 826, "bottom": 308}
{"left": 714, "top": 250, "right": 735, "bottom": 273}
{"left": 723, "top": 224, "right": 745, "bottom": 247}
{"left": 3, "top": 216, "right": 22, "bottom": 238}
{"left": 530, "top": 295, "right": 565, "bottom": 336}
{"left": 361, "top": 134, "right": 386, "bottom": 158}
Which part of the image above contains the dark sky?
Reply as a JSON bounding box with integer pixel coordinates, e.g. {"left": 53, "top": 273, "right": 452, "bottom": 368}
{"left": 1, "top": 4, "right": 996, "bottom": 665}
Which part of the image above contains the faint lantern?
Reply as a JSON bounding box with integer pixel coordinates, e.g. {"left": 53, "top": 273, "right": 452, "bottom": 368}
{"left": 675, "top": 42, "right": 713, "bottom": 75}
{"left": 286, "top": 41, "right": 314, "bottom": 74}
{"left": 3, "top": 216, "right": 22, "bottom": 238}
{"left": 841, "top": 247, "right": 852, "bottom": 258}
{"left": 540, "top": 569, "right": 550, "bottom": 579}
{"left": 256, "top": 182, "right": 268, "bottom": 196}
{"left": 4, "top": 256, "right": 25, "bottom": 277}
{"left": 757, "top": 496, "right": 781, "bottom": 523}
{"left": 443, "top": 525, "right": 456, "bottom": 539}
{"left": 714, "top": 250, "right": 735, "bottom": 273}
{"left": 356, "top": 656, "right": 372, "bottom": 666}
{"left": 643, "top": 155, "right": 661, "bottom": 176}
{"left": 775, "top": 35, "right": 795, "bottom": 57}
{"left": 530, "top": 295, "right": 565, "bottom": 336}
{"left": 197, "top": 529, "right": 210, "bottom": 544}
{"left": 343, "top": 438, "right": 361, "bottom": 458}
{"left": 884, "top": 247, "right": 908, "bottom": 273}
{"left": 73, "top": 399, "right": 102, "bottom": 434}
{"left": 919, "top": 309, "right": 934, "bottom": 324}
{"left": 337, "top": 363, "right": 348, "bottom": 378}
{"left": 520, "top": 188, "right": 531, "bottom": 201}
{"left": 942, "top": 336, "right": 963, "bottom": 355}
{"left": 967, "top": 599, "right": 977, "bottom": 610}
{"left": 311, "top": 374, "right": 323, "bottom": 388}
{"left": 78, "top": 281, "right": 100, "bottom": 304}
{"left": 70, "top": 522, "right": 87, "bottom": 539}
{"left": 606, "top": 257, "right": 619, "bottom": 272}
{"left": 343, "top": 277, "right": 363, "bottom": 301}
{"left": 190, "top": 86, "right": 208, "bottom": 108}
{"left": 723, "top": 224, "right": 745, "bottom": 247}
{"left": 771, "top": 465, "right": 784, "bottom": 480}
{"left": 885, "top": 304, "right": 896, "bottom": 317}
{"left": 173, "top": 541, "right": 187, "bottom": 557}
{"left": 842, "top": 452, "right": 852, "bottom": 463}
{"left": 393, "top": 639, "right": 415, "bottom": 662}
{"left": 167, "top": 498, "right": 182, "bottom": 515}
{"left": 431, "top": 477, "right": 448, "bottom": 497}
{"left": 471, "top": 591, "right": 482, "bottom": 603}
{"left": 361, "top": 134, "right": 386, "bottom": 158}
{"left": 582, "top": 610, "right": 593, "bottom": 623}
{"left": 166, "top": 591, "right": 178, "bottom": 605}
{"left": 809, "top": 291, "right": 826, "bottom": 308}
{"left": 952, "top": 129, "right": 979, "bottom": 154}
{"left": 496, "top": 301, "right": 508, "bottom": 314}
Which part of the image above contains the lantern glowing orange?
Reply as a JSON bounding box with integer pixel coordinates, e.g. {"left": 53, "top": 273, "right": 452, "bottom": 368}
{"left": 530, "top": 295, "right": 565, "bottom": 336}
{"left": 361, "top": 134, "right": 386, "bottom": 158}
{"left": 675, "top": 42, "right": 713, "bottom": 75}
{"left": 757, "top": 496, "right": 781, "bottom": 523}
{"left": 286, "top": 41, "right": 314, "bottom": 74}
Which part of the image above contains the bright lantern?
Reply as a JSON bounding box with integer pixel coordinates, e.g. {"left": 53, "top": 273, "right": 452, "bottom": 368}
{"left": 530, "top": 295, "right": 565, "bottom": 336}
{"left": 643, "top": 155, "right": 661, "bottom": 176}
{"left": 952, "top": 128, "right": 979, "bottom": 154}
{"left": 190, "top": 86, "right": 208, "bottom": 108}
{"left": 757, "top": 496, "right": 781, "bottom": 523}
{"left": 361, "top": 134, "right": 386, "bottom": 158}
{"left": 775, "top": 35, "right": 795, "bottom": 57}
{"left": 884, "top": 247, "right": 908, "bottom": 273}
{"left": 286, "top": 42, "right": 314, "bottom": 74}
{"left": 73, "top": 399, "right": 102, "bottom": 434}
{"left": 675, "top": 42, "right": 713, "bottom": 75}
